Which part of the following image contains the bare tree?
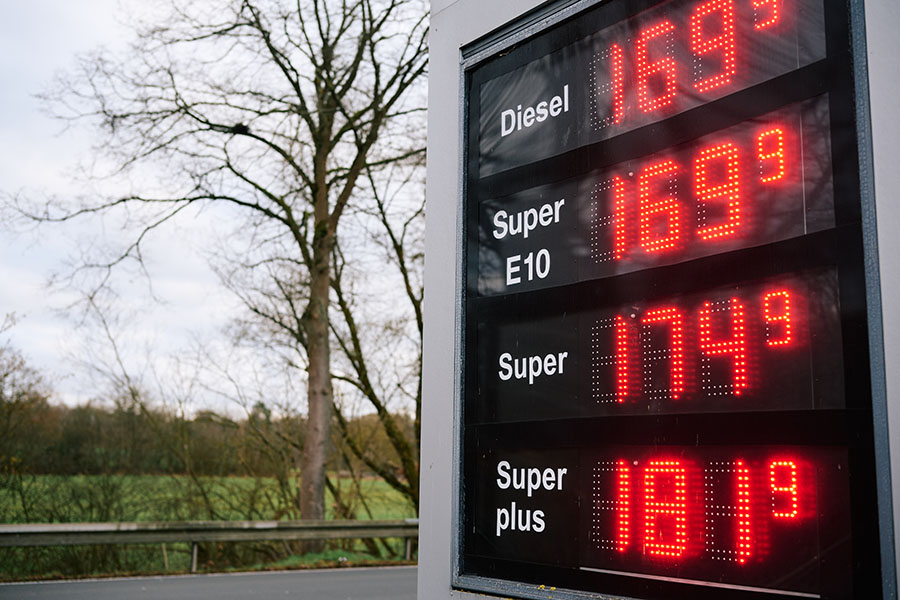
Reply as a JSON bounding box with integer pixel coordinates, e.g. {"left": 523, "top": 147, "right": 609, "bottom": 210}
{"left": 222, "top": 154, "right": 425, "bottom": 511}
{"left": 330, "top": 161, "right": 424, "bottom": 510}
{"left": 14, "top": 0, "right": 428, "bottom": 532}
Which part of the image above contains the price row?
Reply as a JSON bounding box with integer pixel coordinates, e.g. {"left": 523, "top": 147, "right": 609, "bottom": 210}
{"left": 469, "top": 444, "right": 849, "bottom": 597}
{"left": 473, "top": 269, "right": 842, "bottom": 424}
{"left": 477, "top": 97, "right": 832, "bottom": 296}
{"left": 476, "top": 0, "right": 825, "bottom": 176}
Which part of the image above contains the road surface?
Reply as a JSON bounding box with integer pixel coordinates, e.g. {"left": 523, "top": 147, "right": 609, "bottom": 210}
{"left": 0, "top": 565, "right": 417, "bottom": 599}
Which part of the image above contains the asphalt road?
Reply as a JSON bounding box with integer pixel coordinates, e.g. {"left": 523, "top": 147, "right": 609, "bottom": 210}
{"left": 0, "top": 566, "right": 417, "bottom": 600}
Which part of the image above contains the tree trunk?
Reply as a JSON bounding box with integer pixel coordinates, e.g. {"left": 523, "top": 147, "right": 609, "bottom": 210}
{"left": 299, "top": 219, "right": 334, "bottom": 553}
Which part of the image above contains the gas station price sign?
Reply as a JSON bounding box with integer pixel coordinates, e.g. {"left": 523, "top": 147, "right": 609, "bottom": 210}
{"left": 460, "top": 0, "right": 884, "bottom": 599}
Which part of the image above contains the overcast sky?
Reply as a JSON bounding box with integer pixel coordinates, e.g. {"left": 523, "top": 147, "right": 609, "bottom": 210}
{"left": 0, "top": 1, "right": 240, "bottom": 407}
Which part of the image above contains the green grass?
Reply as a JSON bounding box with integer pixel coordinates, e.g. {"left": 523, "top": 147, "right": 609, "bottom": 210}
{"left": 0, "top": 473, "right": 415, "bottom": 580}
{"left": 0, "top": 473, "right": 414, "bottom": 523}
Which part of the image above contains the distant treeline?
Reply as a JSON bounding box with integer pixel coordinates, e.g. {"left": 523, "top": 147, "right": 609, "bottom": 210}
{"left": 1, "top": 394, "right": 413, "bottom": 479}
{"left": 0, "top": 390, "right": 418, "bottom": 577}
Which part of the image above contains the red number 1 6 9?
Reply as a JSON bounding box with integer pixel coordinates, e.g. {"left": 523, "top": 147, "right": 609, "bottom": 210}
{"left": 598, "top": 124, "right": 789, "bottom": 263}
{"left": 597, "top": 0, "right": 783, "bottom": 126}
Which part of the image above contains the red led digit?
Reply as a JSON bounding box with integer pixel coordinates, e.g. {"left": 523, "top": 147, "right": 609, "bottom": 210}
{"left": 642, "top": 307, "right": 685, "bottom": 399}
{"left": 636, "top": 20, "right": 678, "bottom": 113}
{"left": 764, "top": 290, "right": 793, "bottom": 346}
{"left": 753, "top": 0, "right": 781, "bottom": 30}
{"left": 695, "top": 141, "right": 742, "bottom": 241}
{"left": 639, "top": 160, "right": 682, "bottom": 253}
{"left": 616, "top": 459, "right": 631, "bottom": 551}
{"left": 690, "top": 0, "right": 737, "bottom": 93}
{"left": 615, "top": 314, "right": 632, "bottom": 403}
{"left": 643, "top": 459, "right": 688, "bottom": 558}
{"left": 699, "top": 298, "right": 748, "bottom": 395}
{"left": 758, "top": 127, "right": 787, "bottom": 183}
{"left": 734, "top": 460, "right": 752, "bottom": 564}
{"left": 770, "top": 460, "right": 799, "bottom": 519}
{"left": 613, "top": 175, "right": 628, "bottom": 260}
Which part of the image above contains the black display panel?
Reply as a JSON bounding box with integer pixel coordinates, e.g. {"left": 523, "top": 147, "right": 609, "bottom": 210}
{"left": 460, "top": 0, "right": 882, "bottom": 599}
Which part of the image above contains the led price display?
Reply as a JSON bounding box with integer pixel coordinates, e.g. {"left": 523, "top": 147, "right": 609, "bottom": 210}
{"left": 582, "top": 446, "right": 849, "bottom": 596}
{"left": 477, "top": 97, "right": 833, "bottom": 296}
{"left": 586, "top": 271, "right": 837, "bottom": 412}
{"left": 460, "top": 0, "right": 882, "bottom": 597}
{"left": 583, "top": 0, "right": 823, "bottom": 137}
{"left": 585, "top": 102, "right": 829, "bottom": 273}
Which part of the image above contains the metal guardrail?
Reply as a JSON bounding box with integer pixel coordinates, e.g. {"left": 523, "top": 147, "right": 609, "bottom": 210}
{"left": 0, "top": 519, "right": 419, "bottom": 572}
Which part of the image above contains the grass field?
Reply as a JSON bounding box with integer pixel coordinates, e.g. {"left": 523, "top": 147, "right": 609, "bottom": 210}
{"left": 0, "top": 473, "right": 415, "bottom": 580}
{"left": 0, "top": 473, "right": 414, "bottom": 522}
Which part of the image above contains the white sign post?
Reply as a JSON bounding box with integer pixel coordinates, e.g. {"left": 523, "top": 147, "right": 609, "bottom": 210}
{"left": 420, "top": 1, "right": 900, "bottom": 598}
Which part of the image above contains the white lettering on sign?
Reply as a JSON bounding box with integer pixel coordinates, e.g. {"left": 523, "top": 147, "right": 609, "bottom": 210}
{"left": 496, "top": 502, "right": 545, "bottom": 536}
{"left": 500, "top": 84, "right": 570, "bottom": 137}
{"left": 496, "top": 460, "right": 568, "bottom": 495}
{"left": 498, "top": 351, "right": 568, "bottom": 385}
{"left": 494, "top": 460, "right": 568, "bottom": 537}
{"left": 493, "top": 199, "right": 565, "bottom": 240}
{"left": 505, "top": 249, "right": 551, "bottom": 286}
